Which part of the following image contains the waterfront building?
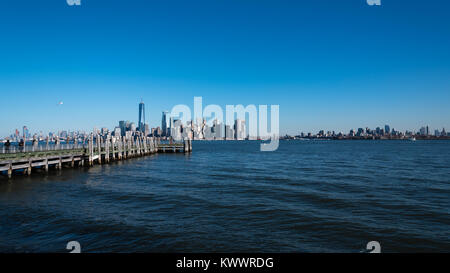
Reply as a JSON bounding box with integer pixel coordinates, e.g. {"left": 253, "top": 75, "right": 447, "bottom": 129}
{"left": 225, "top": 125, "right": 234, "bottom": 140}
{"left": 144, "top": 123, "right": 150, "bottom": 136}
{"left": 171, "top": 119, "right": 182, "bottom": 140}
{"left": 356, "top": 128, "right": 364, "bottom": 136}
{"left": 113, "top": 127, "right": 121, "bottom": 137}
{"left": 204, "top": 124, "right": 215, "bottom": 140}
{"left": 119, "top": 121, "right": 126, "bottom": 136}
{"left": 419, "top": 127, "right": 426, "bottom": 136}
{"left": 234, "top": 119, "right": 246, "bottom": 140}
{"left": 151, "top": 127, "right": 162, "bottom": 137}
{"left": 168, "top": 117, "right": 175, "bottom": 137}
{"left": 212, "top": 119, "right": 223, "bottom": 139}
{"left": 162, "top": 111, "right": 169, "bottom": 136}
{"left": 385, "top": 125, "right": 390, "bottom": 135}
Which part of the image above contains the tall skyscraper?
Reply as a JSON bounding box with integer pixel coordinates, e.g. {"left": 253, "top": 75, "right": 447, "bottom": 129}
{"left": 138, "top": 99, "right": 145, "bottom": 133}
{"left": 385, "top": 125, "right": 390, "bottom": 135}
{"left": 234, "top": 119, "right": 246, "bottom": 140}
{"left": 225, "top": 124, "right": 234, "bottom": 140}
{"left": 162, "top": 111, "right": 169, "bottom": 136}
{"left": 168, "top": 116, "right": 175, "bottom": 137}
{"left": 212, "top": 119, "right": 223, "bottom": 139}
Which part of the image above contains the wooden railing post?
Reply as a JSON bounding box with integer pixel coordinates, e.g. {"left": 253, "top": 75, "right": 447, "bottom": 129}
{"left": 105, "top": 136, "right": 110, "bottom": 163}
{"left": 44, "top": 158, "right": 49, "bottom": 172}
{"left": 89, "top": 134, "right": 94, "bottom": 166}
{"left": 7, "top": 162, "right": 12, "bottom": 179}
{"left": 97, "top": 135, "right": 102, "bottom": 164}
{"left": 118, "top": 137, "right": 122, "bottom": 160}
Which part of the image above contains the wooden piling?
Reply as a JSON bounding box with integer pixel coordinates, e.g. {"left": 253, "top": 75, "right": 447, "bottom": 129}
{"left": 7, "top": 163, "right": 12, "bottom": 179}
{"left": 97, "top": 135, "right": 102, "bottom": 164}
{"left": 44, "top": 158, "right": 49, "bottom": 172}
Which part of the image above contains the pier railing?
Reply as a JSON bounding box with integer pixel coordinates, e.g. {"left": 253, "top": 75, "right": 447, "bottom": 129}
{"left": 0, "top": 143, "right": 86, "bottom": 154}
{"left": 0, "top": 136, "right": 192, "bottom": 178}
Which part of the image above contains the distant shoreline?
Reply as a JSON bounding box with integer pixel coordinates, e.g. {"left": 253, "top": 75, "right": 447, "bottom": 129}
{"left": 280, "top": 136, "right": 450, "bottom": 141}
{"left": 1, "top": 136, "right": 450, "bottom": 144}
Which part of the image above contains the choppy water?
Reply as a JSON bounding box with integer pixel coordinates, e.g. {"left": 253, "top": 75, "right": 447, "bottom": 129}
{"left": 0, "top": 140, "right": 449, "bottom": 253}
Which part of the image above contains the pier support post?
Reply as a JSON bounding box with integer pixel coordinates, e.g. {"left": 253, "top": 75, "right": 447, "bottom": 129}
{"left": 8, "top": 163, "right": 12, "bottom": 179}
{"left": 112, "top": 138, "right": 116, "bottom": 161}
{"left": 118, "top": 139, "right": 122, "bottom": 160}
{"left": 136, "top": 138, "right": 140, "bottom": 156}
{"left": 128, "top": 138, "right": 132, "bottom": 157}
{"left": 89, "top": 135, "right": 94, "bottom": 166}
{"left": 97, "top": 135, "right": 102, "bottom": 164}
{"left": 44, "top": 158, "right": 49, "bottom": 172}
{"left": 105, "top": 136, "right": 110, "bottom": 163}
{"left": 143, "top": 137, "right": 147, "bottom": 154}
{"left": 139, "top": 137, "right": 142, "bottom": 155}
{"left": 27, "top": 159, "right": 32, "bottom": 175}
{"left": 123, "top": 138, "right": 125, "bottom": 159}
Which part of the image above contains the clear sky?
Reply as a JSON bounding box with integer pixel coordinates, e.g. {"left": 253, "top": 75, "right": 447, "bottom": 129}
{"left": 1, "top": 0, "right": 450, "bottom": 137}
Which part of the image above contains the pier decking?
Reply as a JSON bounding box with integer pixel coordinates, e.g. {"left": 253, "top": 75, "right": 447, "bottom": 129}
{"left": 0, "top": 136, "right": 192, "bottom": 179}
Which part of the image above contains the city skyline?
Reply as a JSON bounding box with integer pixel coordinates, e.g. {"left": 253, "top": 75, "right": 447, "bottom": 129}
{"left": 1, "top": 0, "right": 450, "bottom": 136}
{"left": 2, "top": 99, "right": 448, "bottom": 141}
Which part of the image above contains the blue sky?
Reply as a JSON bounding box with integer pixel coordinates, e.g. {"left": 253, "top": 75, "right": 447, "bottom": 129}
{"left": 1, "top": 0, "right": 450, "bottom": 136}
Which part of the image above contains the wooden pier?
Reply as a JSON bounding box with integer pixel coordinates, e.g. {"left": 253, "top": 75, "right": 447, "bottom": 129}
{"left": 0, "top": 136, "right": 192, "bottom": 179}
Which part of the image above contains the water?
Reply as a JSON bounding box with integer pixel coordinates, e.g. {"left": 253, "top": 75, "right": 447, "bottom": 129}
{"left": 0, "top": 140, "right": 449, "bottom": 253}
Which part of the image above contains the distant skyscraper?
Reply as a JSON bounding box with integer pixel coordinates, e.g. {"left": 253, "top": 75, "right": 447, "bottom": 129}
{"left": 138, "top": 99, "right": 145, "bottom": 133}
{"left": 225, "top": 124, "right": 234, "bottom": 140}
{"left": 22, "top": 126, "right": 29, "bottom": 139}
{"left": 234, "top": 119, "right": 246, "bottom": 140}
{"left": 119, "top": 121, "right": 126, "bottom": 136}
{"left": 419, "top": 126, "right": 426, "bottom": 136}
{"left": 385, "top": 125, "right": 390, "bottom": 135}
{"left": 162, "top": 111, "right": 169, "bottom": 136}
{"left": 212, "top": 119, "right": 223, "bottom": 139}
{"left": 114, "top": 127, "right": 121, "bottom": 137}
{"left": 130, "top": 122, "right": 136, "bottom": 132}
{"left": 144, "top": 123, "right": 150, "bottom": 136}
{"left": 168, "top": 116, "right": 175, "bottom": 137}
